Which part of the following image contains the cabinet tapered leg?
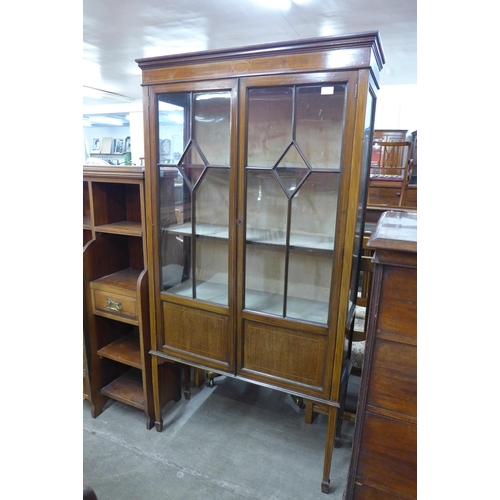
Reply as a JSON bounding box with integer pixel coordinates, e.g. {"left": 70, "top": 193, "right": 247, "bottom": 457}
{"left": 151, "top": 355, "right": 163, "bottom": 432}
{"left": 321, "top": 405, "right": 338, "bottom": 494}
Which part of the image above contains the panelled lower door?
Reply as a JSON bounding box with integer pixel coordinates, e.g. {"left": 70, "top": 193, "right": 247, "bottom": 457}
{"left": 236, "top": 72, "right": 357, "bottom": 398}
{"left": 152, "top": 80, "right": 238, "bottom": 373}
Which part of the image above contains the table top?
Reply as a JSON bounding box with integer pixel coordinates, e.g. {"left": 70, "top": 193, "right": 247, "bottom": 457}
{"left": 367, "top": 210, "right": 417, "bottom": 253}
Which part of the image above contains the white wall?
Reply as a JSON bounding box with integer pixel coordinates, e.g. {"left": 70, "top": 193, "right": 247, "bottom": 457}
{"left": 83, "top": 84, "right": 417, "bottom": 165}
{"left": 83, "top": 100, "right": 144, "bottom": 165}
{"left": 374, "top": 84, "right": 417, "bottom": 133}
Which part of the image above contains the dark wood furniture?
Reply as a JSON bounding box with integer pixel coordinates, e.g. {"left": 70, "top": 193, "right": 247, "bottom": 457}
{"left": 137, "top": 32, "right": 385, "bottom": 493}
{"left": 83, "top": 166, "right": 181, "bottom": 429}
{"left": 367, "top": 130, "right": 416, "bottom": 209}
{"left": 344, "top": 210, "right": 417, "bottom": 499}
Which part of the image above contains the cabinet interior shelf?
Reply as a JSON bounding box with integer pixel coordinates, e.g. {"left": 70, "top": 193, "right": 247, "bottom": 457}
{"left": 95, "top": 221, "right": 143, "bottom": 237}
{"left": 97, "top": 332, "right": 142, "bottom": 369}
{"left": 163, "top": 222, "right": 334, "bottom": 251}
{"left": 162, "top": 279, "right": 328, "bottom": 323}
{"left": 101, "top": 368, "right": 145, "bottom": 409}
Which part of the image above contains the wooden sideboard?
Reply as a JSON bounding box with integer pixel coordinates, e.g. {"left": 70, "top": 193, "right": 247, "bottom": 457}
{"left": 344, "top": 210, "right": 417, "bottom": 499}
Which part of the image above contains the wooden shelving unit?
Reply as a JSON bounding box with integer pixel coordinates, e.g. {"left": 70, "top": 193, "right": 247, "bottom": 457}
{"left": 83, "top": 166, "right": 181, "bottom": 429}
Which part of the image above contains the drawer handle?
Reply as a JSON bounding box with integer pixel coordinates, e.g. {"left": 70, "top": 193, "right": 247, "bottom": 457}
{"left": 106, "top": 298, "right": 122, "bottom": 311}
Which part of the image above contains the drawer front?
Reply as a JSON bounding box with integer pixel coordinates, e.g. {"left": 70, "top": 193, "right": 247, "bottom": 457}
{"left": 378, "top": 266, "right": 417, "bottom": 338}
{"left": 368, "top": 186, "right": 402, "bottom": 205}
{"left": 92, "top": 289, "right": 138, "bottom": 321}
{"left": 356, "top": 412, "right": 417, "bottom": 498}
{"left": 367, "top": 339, "right": 416, "bottom": 417}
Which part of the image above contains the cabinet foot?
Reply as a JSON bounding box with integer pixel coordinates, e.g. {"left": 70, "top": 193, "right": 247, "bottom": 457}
{"left": 146, "top": 417, "right": 155, "bottom": 430}
{"left": 321, "top": 480, "right": 330, "bottom": 494}
{"left": 155, "top": 420, "right": 163, "bottom": 432}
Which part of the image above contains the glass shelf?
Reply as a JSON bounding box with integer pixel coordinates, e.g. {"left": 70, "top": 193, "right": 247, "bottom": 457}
{"left": 244, "top": 289, "right": 329, "bottom": 324}
{"left": 162, "top": 278, "right": 229, "bottom": 307}
{"left": 162, "top": 222, "right": 334, "bottom": 251}
{"left": 162, "top": 222, "right": 229, "bottom": 240}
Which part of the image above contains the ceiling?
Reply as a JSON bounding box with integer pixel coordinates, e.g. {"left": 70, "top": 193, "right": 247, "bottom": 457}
{"left": 83, "top": 0, "right": 417, "bottom": 108}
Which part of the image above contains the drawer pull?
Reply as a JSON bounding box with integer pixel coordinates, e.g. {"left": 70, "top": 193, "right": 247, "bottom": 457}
{"left": 106, "top": 298, "right": 122, "bottom": 311}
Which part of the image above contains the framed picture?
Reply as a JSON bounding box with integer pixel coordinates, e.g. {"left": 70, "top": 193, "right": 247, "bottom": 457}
{"left": 91, "top": 138, "right": 101, "bottom": 153}
{"left": 113, "top": 138, "right": 124, "bottom": 154}
{"left": 161, "top": 138, "right": 171, "bottom": 154}
{"left": 124, "top": 136, "right": 131, "bottom": 153}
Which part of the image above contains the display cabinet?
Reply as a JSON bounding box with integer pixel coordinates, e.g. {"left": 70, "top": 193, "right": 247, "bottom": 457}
{"left": 137, "top": 32, "right": 385, "bottom": 492}
{"left": 344, "top": 210, "right": 417, "bottom": 499}
{"left": 83, "top": 166, "right": 181, "bottom": 429}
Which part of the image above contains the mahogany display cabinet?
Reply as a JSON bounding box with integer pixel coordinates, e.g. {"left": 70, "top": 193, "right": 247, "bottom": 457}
{"left": 137, "top": 32, "right": 385, "bottom": 493}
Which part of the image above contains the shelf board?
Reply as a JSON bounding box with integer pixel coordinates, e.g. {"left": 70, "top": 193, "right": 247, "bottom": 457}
{"left": 163, "top": 222, "right": 228, "bottom": 240}
{"left": 101, "top": 369, "right": 145, "bottom": 410}
{"left": 95, "top": 220, "right": 142, "bottom": 236}
{"left": 164, "top": 279, "right": 228, "bottom": 306}
{"left": 163, "top": 222, "right": 333, "bottom": 251}
{"left": 244, "top": 289, "right": 329, "bottom": 325}
{"left": 91, "top": 267, "right": 141, "bottom": 293}
{"left": 97, "top": 333, "right": 142, "bottom": 369}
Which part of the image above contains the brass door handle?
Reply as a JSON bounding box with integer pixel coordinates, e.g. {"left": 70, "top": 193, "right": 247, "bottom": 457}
{"left": 107, "top": 298, "right": 122, "bottom": 311}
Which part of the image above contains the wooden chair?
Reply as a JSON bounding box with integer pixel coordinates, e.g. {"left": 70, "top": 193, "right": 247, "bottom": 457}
{"left": 368, "top": 141, "right": 413, "bottom": 207}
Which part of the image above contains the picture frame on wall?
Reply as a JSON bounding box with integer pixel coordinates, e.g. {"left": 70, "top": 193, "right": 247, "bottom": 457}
{"left": 125, "top": 136, "right": 131, "bottom": 153}
{"left": 91, "top": 138, "right": 101, "bottom": 153}
{"left": 113, "top": 138, "right": 124, "bottom": 154}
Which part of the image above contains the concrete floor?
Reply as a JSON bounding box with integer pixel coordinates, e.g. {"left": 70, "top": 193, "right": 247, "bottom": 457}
{"left": 83, "top": 375, "right": 359, "bottom": 500}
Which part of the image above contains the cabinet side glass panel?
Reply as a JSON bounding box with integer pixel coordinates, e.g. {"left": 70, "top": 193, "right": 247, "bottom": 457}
{"left": 349, "top": 90, "right": 375, "bottom": 311}
{"left": 158, "top": 91, "right": 231, "bottom": 306}
{"left": 244, "top": 83, "right": 346, "bottom": 324}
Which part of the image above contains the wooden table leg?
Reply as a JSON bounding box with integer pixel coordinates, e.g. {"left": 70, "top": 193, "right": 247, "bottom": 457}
{"left": 321, "top": 405, "right": 338, "bottom": 493}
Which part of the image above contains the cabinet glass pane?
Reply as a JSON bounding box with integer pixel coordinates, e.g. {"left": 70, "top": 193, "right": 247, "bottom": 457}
{"left": 244, "top": 83, "right": 346, "bottom": 325}
{"left": 193, "top": 92, "right": 231, "bottom": 166}
{"left": 289, "top": 172, "right": 339, "bottom": 250}
{"left": 245, "top": 244, "right": 286, "bottom": 316}
{"left": 158, "top": 94, "right": 189, "bottom": 164}
{"left": 246, "top": 170, "right": 287, "bottom": 245}
{"left": 296, "top": 85, "right": 346, "bottom": 170}
{"left": 286, "top": 249, "right": 332, "bottom": 324}
{"left": 159, "top": 166, "right": 188, "bottom": 290}
{"left": 247, "top": 87, "right": 293, "bottom": 168}
{"left": 158, "top": 90, "right": 231, "bottom": 306}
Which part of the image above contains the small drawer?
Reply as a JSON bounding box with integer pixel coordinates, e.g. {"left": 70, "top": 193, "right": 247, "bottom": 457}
{"left": 92, "top": 289, "right": 138, "bottom": 322}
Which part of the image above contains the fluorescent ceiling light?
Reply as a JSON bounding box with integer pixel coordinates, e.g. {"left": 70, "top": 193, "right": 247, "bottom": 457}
{"left": 167, "top": 114, "right": 184, "bottom": 124}
{"left": 252, "top": 0, "right": 291, "bottom": 9}
{"left": 83, "top": 86, "right": 135, "bottom": 103}
{"left": 88, "top": 116, "right": 124, "bottom": 126}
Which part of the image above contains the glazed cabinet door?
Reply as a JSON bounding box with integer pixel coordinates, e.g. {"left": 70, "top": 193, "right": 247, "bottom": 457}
{"left": 149, "top": 80, "right": 238, "bottom": 373}
{"left": 236, "top": 72, "right": 359, "bottom": 398}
